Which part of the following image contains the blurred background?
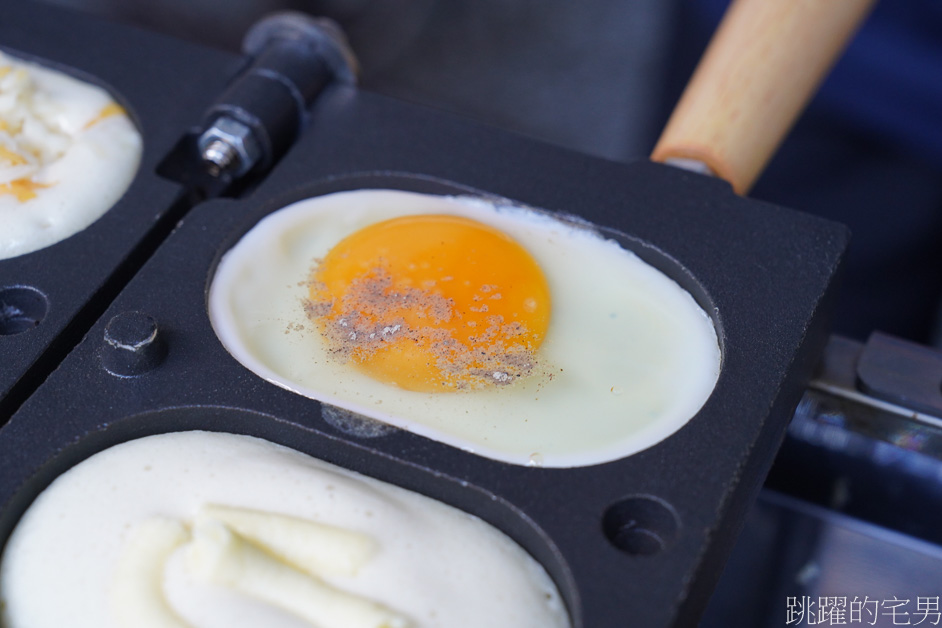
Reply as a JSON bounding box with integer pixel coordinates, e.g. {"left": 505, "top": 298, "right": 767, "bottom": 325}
{"left": 33, "top": 0, "right": 942, "bottom": 345}
{"left": 29, "top": 0, "right": 942, "bottom": 624}
{"left": 35, "top": 0, "right": 942, "bottom": 346}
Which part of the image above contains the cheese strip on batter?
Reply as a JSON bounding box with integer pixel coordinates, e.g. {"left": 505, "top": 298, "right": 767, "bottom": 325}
{"left": 185, "top": 520, "right": 411, "bottom": 628}
{"left": 195, "top": 503, "right": 376, "bottom": 576}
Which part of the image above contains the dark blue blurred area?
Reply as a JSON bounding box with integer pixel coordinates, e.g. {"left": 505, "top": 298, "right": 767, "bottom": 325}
{"left": 665, "top": 0, "right": 942, "bottom": 343}
{"left": 685, "top": 0, "right": 942, "bottom": 169}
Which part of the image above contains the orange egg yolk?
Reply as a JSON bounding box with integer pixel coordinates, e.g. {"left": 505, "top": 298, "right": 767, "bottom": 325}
{"left": 307, "top": 214, "right": 551, "bottom": 392}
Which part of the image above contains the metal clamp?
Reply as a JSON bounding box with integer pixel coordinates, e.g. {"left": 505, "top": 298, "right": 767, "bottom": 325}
{"left": 198, "top": 12, "right": 358, "bottom": 178}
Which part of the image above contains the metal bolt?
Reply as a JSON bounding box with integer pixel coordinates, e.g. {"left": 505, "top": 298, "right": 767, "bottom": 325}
{"left": 195, "top": 13, "right": 357, "bottom": 183}
{"left": 197, "top": 116, "right": 262, "bottom": 178}
{"left": 201, "top": 138, "right": 239, "bottom": 176}
{"left": 101, "top": 311, "right": 166, "bottom": 377}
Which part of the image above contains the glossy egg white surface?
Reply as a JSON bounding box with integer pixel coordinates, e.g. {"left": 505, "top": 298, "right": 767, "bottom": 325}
{"left": 209, "top": 189, "right": 721, "bottom": 467}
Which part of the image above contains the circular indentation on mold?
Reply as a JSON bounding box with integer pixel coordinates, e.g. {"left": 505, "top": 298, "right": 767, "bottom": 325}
{"left": 602, "top": 495, "right": 680, "bottom": 556}
{"left": 321, "top": 404, "right": 399, "bottom": 438}
{"left": 0, "top": 286, "right": 48, "bottom": 335}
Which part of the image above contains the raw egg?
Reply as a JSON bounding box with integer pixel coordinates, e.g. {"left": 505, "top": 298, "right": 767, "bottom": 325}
{"left": 209, "top": 189, "right": 721, "bottom": 467}
{"left": 308, "top": 213, "right": 551, "bottom": 392}
{"left": 0, "top": 51, "right": 142, "bottom": 260}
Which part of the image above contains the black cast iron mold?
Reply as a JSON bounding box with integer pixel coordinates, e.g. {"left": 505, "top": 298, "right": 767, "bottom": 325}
{"left": 0, "top": 79, "right": 849, "bottom": 627}
{"left": 0, "top": 1, "right": 244, "bottom": 420}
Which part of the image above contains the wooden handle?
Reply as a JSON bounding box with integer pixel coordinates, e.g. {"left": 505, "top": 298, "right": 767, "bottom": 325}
{"left": 651, "top": 0, "right": 875, "bottom": 194}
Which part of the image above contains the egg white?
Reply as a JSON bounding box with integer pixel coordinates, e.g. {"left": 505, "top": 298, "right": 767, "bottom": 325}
{"left": 0, "top": 52, "right": 142, "bottom": 260}
{"left": 209, "top": 189, "right": 721, "bottom": 467}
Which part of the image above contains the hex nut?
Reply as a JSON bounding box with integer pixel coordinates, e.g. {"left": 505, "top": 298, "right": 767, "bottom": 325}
{"left": 197, "top": 117, "right": 262, "bottom": 177}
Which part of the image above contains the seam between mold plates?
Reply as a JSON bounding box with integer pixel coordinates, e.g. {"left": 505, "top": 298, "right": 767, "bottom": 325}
{"left": 0, "top": 191, "right": 200, "bottom": 422}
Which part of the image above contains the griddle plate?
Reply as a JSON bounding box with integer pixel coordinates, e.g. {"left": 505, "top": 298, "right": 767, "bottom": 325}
{"left": 0, "top": 6, "right": 848, "bottom": 627}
